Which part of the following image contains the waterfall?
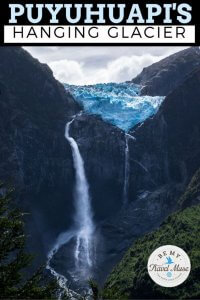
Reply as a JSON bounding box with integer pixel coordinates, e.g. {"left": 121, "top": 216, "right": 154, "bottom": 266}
{"left": 46, "top": 115, "right": 95, "bottom": 294}
{"left": 123, "top": 134, "right": 130, "bottom": 204}
{"left": 123, "top": 133, "right": 135, "bottom": 204}
{"left": 46, "top": 231, "right": 76, "bottom": 299}
{"left": 65, "top": 117, "right": 94, "bottom": 272}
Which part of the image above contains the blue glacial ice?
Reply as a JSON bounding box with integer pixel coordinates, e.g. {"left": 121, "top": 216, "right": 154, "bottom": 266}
{"left": 64, "top": 82, "right": 164, "bottom": 132}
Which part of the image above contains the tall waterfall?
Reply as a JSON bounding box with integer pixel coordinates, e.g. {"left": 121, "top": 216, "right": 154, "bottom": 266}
{"left": 65, "top": 117, "right": 94, "bottom": 272}
{"left": 46, "top": 116, "right": 95, "bottom": 295}
{"left": 123, "top": 134, "right": 130, "bottom": 204}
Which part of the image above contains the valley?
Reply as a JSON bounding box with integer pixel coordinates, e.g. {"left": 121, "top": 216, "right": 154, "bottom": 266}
{"left": 0, "top": 46, "right": 200, "bottom": 298}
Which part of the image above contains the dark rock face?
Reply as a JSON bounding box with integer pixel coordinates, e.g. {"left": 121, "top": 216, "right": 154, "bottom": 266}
{"left": 99, "top": 66, "right": 200, "bottom": 284}
{"left": 179, "top": 168, "right": 200, "bottom": 209}
{"left": 1, "top": 46, "right": 200, "bottom": 289}
{"left": 0, "top": 47, "right": 82, "bottom": 257}
{"left": 97, "top": 184, "right": 179, "bottom": 284}
{"left": 0, "top": 47, "right": 127, "bottom": 260}
{"left": 42, "top": 113, "right": 126, "bottom": 291}
{"left": 130, "top": 67, "right": 200, "bottom": 197}
{"left": 70, "top": 114, "right": 126, "bottom": 220}
{"left": 132, "top": 47, "right": 200, "bottom": 96}
{"left": 0, "top": 47, "right": 80, "bottom": 193}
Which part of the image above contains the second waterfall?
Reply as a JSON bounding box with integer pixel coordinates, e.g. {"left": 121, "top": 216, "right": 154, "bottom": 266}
{"left": 65, "top": 117, "right": 95, "bottom": 276}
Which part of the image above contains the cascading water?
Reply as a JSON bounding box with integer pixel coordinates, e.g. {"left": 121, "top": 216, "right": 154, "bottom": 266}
{"left": 46, "top": 115, "right": 95, "bottom": 295}
{"left": 65, "top": 117, "right": 95, "bottom": 273}
{"left": 46, "top": 231, "right": 77, "bottom": 299}
{"left": 46, "top": 82, "right": 165, "bottom": 293}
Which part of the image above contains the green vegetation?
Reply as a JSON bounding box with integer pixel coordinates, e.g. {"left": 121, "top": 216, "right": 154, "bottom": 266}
{"left": 102, "top": 166, "right": 200, "bottom": 300}
{"left": 0, "top": 183, "right": 58, "bottom": 299}
{"left": 179, "top": 168, "right": 200, "bottom": 208}
{"left": 103, "top": 168, "right": 200, "bottom": 299}
{"left": 88, "top": 278, "right": 100, "bottom": 300}
{"left": 1, "top": 167, "right": 199, "bottom": 299}
{"left": 103, "top": 204, "right": 200, "bottom": 299}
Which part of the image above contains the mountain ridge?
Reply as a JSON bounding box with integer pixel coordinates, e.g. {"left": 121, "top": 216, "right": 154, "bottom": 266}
{"left": 132, "top": 47, "right": 200, "bottom": 96}
{"left": 98, "top": 60, "right": 200, "bottom": 284}
{"left": 0, "top": 47, "right": 127, "bottom": 265}
{"left": 1, "top": 46, "right": 200, "bottom": 293}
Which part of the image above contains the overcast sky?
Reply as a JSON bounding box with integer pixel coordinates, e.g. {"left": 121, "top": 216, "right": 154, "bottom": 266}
{"left": 25, "top": 46, "right": 187, "bottom": 85}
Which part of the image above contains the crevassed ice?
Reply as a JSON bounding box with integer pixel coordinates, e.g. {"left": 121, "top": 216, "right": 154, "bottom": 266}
{"left": 64, "top": 82, "right": 164, "bottom": 132}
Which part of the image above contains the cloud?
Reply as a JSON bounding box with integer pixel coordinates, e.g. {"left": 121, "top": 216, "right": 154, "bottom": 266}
{"left": 102, "top": 54, "right": 162, "bottom": 83}
{"left": 25, "top": 46, "right": 188, "bottom": 85}
{"left": 49, "top": 53, "right": 163, "bottom": 85}
{"left": 49, "top": 59, "right": 85, "bottom": 84}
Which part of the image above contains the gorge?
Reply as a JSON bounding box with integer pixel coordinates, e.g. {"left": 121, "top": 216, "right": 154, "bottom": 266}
{"left": 0, "top": 46, "right": 200, "bottom": 297}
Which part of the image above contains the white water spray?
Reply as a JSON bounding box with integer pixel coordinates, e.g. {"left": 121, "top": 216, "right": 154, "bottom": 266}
{"left": 65, "top": 117, "right": 94, "bottom": 271}
{"left": 46, "top": 115, "right": 95, "bottom": 295}
{"left": 46, "top": 231, "right": 76, "bottom": 299}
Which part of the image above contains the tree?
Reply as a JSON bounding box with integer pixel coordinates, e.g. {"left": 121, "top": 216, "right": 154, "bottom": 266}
{"left": 88, "top": 278, "right": 100, "bottom": 300}
{"left": 0, "top": 182, "right": 58, "bottom": 299}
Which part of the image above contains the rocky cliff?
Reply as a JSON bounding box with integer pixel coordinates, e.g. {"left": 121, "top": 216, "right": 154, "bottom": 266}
{"left": 0, "top": 47, "right": 83, "bottom": 260}
{"left": 1, "top": 46, "right": 200, "bottom": 291}
{"left": 132, "top": 47, "right": 200, "bottom": 96}
{"left": 70, "top": 114, "right": 125, "bottom": 220}
{"left": 129, "top": 66, "right": 200, "bottom": 198}
{"left": 98, "top": 63, "right": 200, "bottom": 284}
{"left": 103, "top": 170, "right": 200, "bottom": 299}
{"left": 179, "top": 168, "right": 200, "bottom": 209}
{"left": 0, "top": 47, "right": 80, "bottom": 193}
{"left": 0, "top": 47, "right": 126, "bottom": 259}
